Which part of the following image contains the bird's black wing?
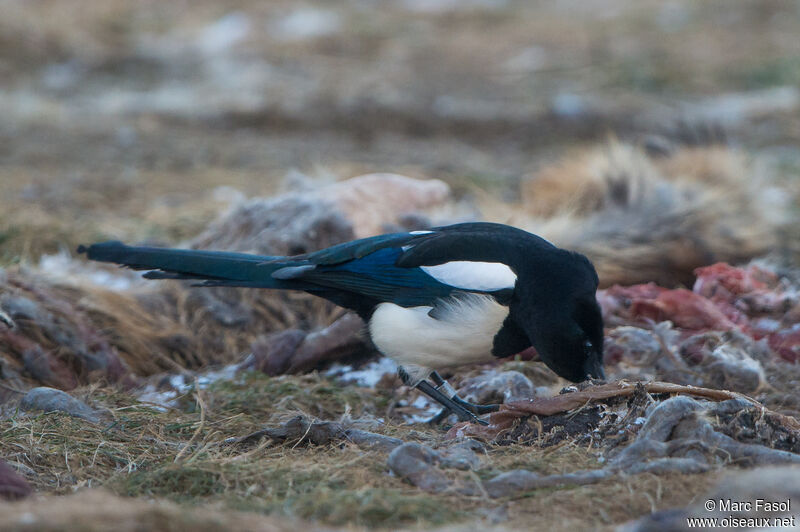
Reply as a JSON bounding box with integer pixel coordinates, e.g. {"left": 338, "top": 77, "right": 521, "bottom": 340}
{"left": 395, "top": 222, "right": 555, "bottom": 268}
{"left": 277, "top": 224, "right": 528, "bottom": 309}
{"left": 269, "top": 232, "right": 458, "bottom": 308}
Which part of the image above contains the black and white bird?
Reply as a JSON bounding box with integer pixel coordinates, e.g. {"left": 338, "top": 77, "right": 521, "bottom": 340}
{"left": 78, "top": 222, "right": 605, "bottom": 425}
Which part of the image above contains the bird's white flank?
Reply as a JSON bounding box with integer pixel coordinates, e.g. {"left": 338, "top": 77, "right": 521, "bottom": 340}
{"left": 421, "top": 261, "right": 517, "bottom": 291}
{"left": 368, "top": 293, "right": 508, "bottom": 377}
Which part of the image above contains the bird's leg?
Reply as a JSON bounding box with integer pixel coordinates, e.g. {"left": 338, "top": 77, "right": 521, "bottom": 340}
{"left": 397, "top": 367, "right": 488, "bottom": 425}
{"left": 429, "top": 371, "right": 500, "bottom": 415}
{"left": 414, "top": 381, "right": 489, "bottom": 425}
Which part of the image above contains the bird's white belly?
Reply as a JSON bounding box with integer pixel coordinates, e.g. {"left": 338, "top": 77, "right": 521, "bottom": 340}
{"left": 368, "top": 294, "right": 509, "bottom": 374}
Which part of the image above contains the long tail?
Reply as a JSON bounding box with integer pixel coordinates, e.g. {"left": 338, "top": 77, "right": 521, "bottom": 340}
{"left": 77, "top": 241, "right": 314, "bottom": 289}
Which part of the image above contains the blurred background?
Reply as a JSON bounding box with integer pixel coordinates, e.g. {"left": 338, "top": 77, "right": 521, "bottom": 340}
{"left": 1, "top": 0, "right": 799, "bottom": 262}
{"left": 2, "top": 3, "right": 800, "bottom": 530}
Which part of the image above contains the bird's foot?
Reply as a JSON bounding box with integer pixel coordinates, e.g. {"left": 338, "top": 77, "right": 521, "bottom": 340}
{"left": 398, "top": 367, "right": 494, "bottom": 426}
{"left": 425, "top": 402, "right": 498, "bottom": 426}
{"left": 425, "top": 400, "right": 499, "bottom": 426}
{"left": 414, "top": 380, "right": 489, "bottom": 425}
{"left": 452, "top": 396, "right": 500, "bottom": 415}
{"left": 429, "top": 371, "right": 499, "bottom": 417}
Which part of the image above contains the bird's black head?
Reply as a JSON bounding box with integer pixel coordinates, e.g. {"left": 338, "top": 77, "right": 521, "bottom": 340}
{"left": 512, "top": 250, "right": 605, "bottom": 382}
{"left": 534, "top": 296, "right": 605, "bottom": 382}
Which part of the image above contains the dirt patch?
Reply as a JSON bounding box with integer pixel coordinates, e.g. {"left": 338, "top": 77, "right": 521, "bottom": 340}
{"left": 0, "top": 489, "right": 329, "bottom": 532}
{"left": 716, "top": 407, "right": 800, "bottom": 454}
{"left": 498, "top": 405, "right": 605, "bottom": 447}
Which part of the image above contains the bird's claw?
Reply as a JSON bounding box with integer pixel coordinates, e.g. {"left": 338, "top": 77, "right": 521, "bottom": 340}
{"left": 427, "top": 406, "right": 490, "bottom": 426}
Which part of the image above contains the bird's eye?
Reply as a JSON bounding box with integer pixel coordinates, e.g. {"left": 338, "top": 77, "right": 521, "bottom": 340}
{"left": 583, "top": 340, "right": 593, "bottom": 353}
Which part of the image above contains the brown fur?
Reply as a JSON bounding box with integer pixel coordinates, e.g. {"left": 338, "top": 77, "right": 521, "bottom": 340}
{"left": 0, "top": 175, "right": 448, "bottom": 391}
{"left": 516, "top": 142, "right": 789, "bottom": 287}
{"left": 0, "top": 266, "right": 345, "bottom": 390}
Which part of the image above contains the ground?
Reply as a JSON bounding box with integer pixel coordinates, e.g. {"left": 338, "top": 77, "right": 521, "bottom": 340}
{"left": 0, "top": 370, "right": 724, "bottom": 530}
{"left": 1, "top": 1, "right": 799, "bottom": 530}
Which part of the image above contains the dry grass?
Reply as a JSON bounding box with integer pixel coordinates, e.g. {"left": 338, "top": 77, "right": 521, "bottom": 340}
{"left": 1, "top": 1, "right": 799, "bottom": 530}
{"left": 0, "top": 263, "right": 344, "bottom": 390}
{"left": 0, "top": 370, "right": 731, "bottom": 530}
{"left": 0, "top": 168, "right": 280, "bottom": 266}
{"left": 0, "top": 373, "right": 444, "bottom": 528}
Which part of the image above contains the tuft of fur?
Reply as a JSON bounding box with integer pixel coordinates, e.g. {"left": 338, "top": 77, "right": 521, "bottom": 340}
{"left": 516, "top": 141, "right": 791, "bottom": 287}
{"left": 0, "top": 174, "right": 454, "bottom": 388}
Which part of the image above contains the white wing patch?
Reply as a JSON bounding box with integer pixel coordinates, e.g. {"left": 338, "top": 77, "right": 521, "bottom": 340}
{"left": 401, "top": 230, "right": 434, "bottom": 251}
{"left": 421, "top": 261, "right": 516, "bottom": 291}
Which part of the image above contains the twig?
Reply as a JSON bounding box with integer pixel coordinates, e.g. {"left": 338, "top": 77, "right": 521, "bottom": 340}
{"left": 291, "top": 417, "right": 316, "bottom": 450}
{"left": 174, "top": 390, "right": 207, "bottom": 463}
{"left": 451, "top": 380, "right": 761, "bottom": 441}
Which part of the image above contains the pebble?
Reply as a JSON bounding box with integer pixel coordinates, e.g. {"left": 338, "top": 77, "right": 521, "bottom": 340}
{"left": 20, "top": 387, "right": 100, "bottom": 423}
{"left": 387, "top": 443, "right": 451, "bottom": 493}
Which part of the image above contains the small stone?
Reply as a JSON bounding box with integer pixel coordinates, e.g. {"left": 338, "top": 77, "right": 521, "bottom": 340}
{"left": 20, "top": 387, "right": 100, "bottom": 423}
{"left": 438, "top": 446, "right": 481, "bottom": 471}
{"left": 387, "top": 443, "right": 451, "bottom": 493}
{"left": 438, "top": 439, "right": 483, "bottom": 470}
{"left": 485, "top": 469, "right": 612, "bottom": 498}
{"left": 484, "top": 470, "right": 539, "bottom": 498}
{"left": 345, "top": 429, "right": 403, "bottom": 452}
{"left": 458, "top": 370, "right": 535, "bottom": 405}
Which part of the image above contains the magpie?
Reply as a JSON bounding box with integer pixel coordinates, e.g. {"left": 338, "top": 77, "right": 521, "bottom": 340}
{"left": 78, "top": 222, "right": 605, "bottom": 425}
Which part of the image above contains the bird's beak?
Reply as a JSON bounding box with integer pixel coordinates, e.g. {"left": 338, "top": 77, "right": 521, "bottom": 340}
{"left": 583, "top": 354, "right": 605, "bottom": 380}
